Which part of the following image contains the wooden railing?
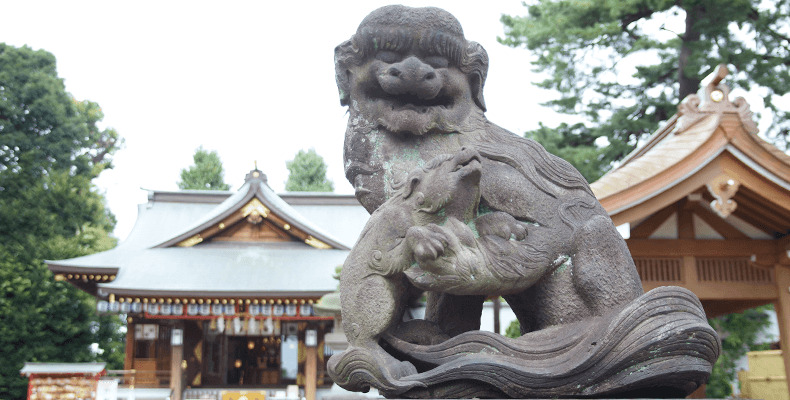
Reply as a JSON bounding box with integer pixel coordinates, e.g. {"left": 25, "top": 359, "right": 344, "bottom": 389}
{"left": 634, "top": 257, "right": 683, "bottom": 283}
{"left": 696, "top": 257, "right": 774, "bottom": 284}
{"left": 634, "top": 256, "right": 775, "bottom": 285}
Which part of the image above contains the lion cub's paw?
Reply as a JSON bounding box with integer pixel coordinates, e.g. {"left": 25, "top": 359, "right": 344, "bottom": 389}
{"left": 476, "top": 211, "right": 528, "bottom": 241}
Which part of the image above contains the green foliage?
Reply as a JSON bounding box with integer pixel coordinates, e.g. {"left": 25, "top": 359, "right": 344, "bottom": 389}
{"left": 285, "top": 148, "right": 334, "bottom": 192}
{"left": 0, "top": 43, "right": 124, "bottom": 399}
{"left": 504, "top": 319, "right": 521, "bottom": 339}
{"left": 706, "top": 305, "right": 774, "bottom": 398}
{"left": 527, "top": 122, "right": 614, "bottom": 182}
{"left": 178, "top": 146, "right": 230, "bottom": 190}
{"left": 500, "top": 0, "right": 790, "bottom": 172}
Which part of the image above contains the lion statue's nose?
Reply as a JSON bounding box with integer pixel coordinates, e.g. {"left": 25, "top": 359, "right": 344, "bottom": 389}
{"left": 378, "top": 56, "right": 443, "bottom": 99}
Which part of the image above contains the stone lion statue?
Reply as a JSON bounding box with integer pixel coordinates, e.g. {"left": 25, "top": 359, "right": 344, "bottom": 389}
{"left": 328, "top": 5, "right": 718, "bottom": 398}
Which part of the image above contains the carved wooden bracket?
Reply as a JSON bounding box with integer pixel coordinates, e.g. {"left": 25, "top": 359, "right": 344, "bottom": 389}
{"left": 242, "top": 198, "right": 270, "bottom": 224}
{"left": 707, "top": 174, "right": 740, "bottom": 218}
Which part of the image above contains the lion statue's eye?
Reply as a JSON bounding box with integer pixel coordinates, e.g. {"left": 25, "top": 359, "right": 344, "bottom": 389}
{"left": 424, "top": 56, "right": 448, "bottom": 68}
{"left": 375, "top": 51, "right": 401, "bottom": 64}
{"left": 372, "top": 250, "right": 383, "bottom": 261}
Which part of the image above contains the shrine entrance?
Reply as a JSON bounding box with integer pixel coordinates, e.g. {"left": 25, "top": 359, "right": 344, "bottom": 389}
{"left": 225, "top": 335, "right": 293, "bottom": 386}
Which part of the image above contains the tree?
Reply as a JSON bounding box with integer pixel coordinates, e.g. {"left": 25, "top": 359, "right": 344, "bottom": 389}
{"left": 178, "top": 146, "right": 230, "bottom": 190}
{"left": 706, "top": 305, "right": 774, "bottom": 397}
{"left": 504, "top": 319, "right": 521, "bottom": 339}
{"left": 0, "top": 43, "right": 124, "bottom": 399}
{"left": 285, "top": 148, "right": 334, "bottom": 192}
{"left": 500, "top": 0, "right": 790, "bottom": 181}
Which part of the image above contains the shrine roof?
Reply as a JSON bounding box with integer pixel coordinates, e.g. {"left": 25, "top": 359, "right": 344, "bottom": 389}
{"left": 46, "top": 169, "right": 370, "bottom": 297}
{"left": 153, "top": 170, "right": 350, "bottom": 250}
{"left": 591, "top": 65, "right": 790, "bottom": 224}
{"left": 90, "top": 243, "right": 347, "bottom": 297}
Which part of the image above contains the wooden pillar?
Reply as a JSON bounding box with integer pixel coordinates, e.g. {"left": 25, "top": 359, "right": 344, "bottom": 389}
{"left": 170, "top": 326, "right": 184, "bottom": 400}
{"left": 125, "top": 319, "right": 135, "bottom": 389}
{"left": 774, "top": 264, "right": 790, "bottom": 395}
{"left": 493, "top": 297, "right": 501, "bottom": 334}
{"left": 124, "top": 320, "right": 135, "bottom": 371}
{"left": 305, "top": 346, "right": 317, "bottom": 400}
{"left": 305, "top": 331, "right": 318, "bottom": 400}
{"left": 683, "top": 255, "right": 699, "bottom": 285}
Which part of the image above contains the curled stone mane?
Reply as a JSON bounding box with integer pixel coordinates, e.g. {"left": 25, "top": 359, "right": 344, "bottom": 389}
{"left": 355, "top": 27, "right": 466, "bottom": 69}
{"left": 477, "top": 122, "right": 593, "bottom": 199}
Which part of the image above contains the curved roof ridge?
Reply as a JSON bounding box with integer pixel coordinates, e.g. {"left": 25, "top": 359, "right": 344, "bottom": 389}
{"left": 746, "top": 129, "right": 790, "bottom": 166}
{"left": 591, "top": 114, "right": 721, "bottom": 200}
{"left": 154, "top": 171, "right": 351, "bottom": 250}
{"left": 617, "top": 115, "right": 679, "bottom": 169}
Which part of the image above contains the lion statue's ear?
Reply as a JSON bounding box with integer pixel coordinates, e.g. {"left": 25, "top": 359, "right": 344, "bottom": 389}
{"left": 334, "top": 39, "right": 356, "bottom": 106}
{"left": 464, "top": 41, "right": 488, "bottom": 112}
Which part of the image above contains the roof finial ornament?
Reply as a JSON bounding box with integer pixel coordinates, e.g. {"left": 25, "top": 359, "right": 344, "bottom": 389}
{"left": 701, "top": 64, "right": 730, "bottom": 107}
{"left": 245, "top": 162, "right": 268, "bottom": 184}
{"left": 676, "top": 64, "right": 758, "bottom": 135}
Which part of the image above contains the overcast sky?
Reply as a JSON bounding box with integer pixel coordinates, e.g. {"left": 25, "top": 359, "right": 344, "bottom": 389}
{"left": 2, "top": 1, "right": 569, "bottom": 239}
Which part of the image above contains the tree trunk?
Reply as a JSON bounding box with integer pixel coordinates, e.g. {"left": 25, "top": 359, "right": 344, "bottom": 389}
{"left": 678, "top": 4, "right": 702, "bottom": 100}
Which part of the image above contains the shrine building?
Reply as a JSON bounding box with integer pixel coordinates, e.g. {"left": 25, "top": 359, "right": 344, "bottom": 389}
{"left": 46, "top": 169, "right": 369, "bottom": 400}
{"left": 591, "top": 65, "right": 790, "bottom": 394}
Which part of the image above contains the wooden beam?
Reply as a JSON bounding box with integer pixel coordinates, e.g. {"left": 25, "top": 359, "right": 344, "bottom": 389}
{"left": 643, "top": 281, "right": 777, "bottom": 301}
{"left": 719, "top": 153, "right": 790, "bottom": 215}
{"left": 682, "top": 282, "right": 777, "bottom": 301}
{"left": 737, "top": 187, "right": 790, "bottom": 224}
{"left": 678, "top": 199, "right": 695, "bottom": 240}
{"left": 779, "top": 235, "right": 790, "bottom": 249}
{"left": 609, "top": 161, "right": 724, "bottom": 226}
{"left": 630, "top": 206, "right": 676, "bottom": 239}
{"left": 609, "top": 149, "right": 790, "bottom": 233}
{"left": 627, "top": 239, "right": 777, "bottom": 259}
{"left": 701, "top": 299, "right": 776, "bottom": 317}
{"left": 693, "top": 203, "right": 749, "bottom": 239}
{"left": 732, "top": 204, "right": 784, "bottom": 235}
{"left": 728, "top": 128, "right": 790, "bottom": 185}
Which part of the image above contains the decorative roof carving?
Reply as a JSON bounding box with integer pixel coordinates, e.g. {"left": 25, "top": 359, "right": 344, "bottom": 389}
{"left": 676, "top": 64, "right": 758, "bottom": 135}
{"left": 706, "top": 174, "right": 740, "bottom": 218}
{"left": 242, "top": 198, "right": 270, "bottom": 224}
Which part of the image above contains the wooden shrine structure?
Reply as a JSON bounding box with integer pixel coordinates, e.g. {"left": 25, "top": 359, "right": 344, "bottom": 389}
{"left": 591, "top": 65, "right": 790, "bottom": 391}
{"left": 46, "top": 170, "right": 369, "bottom": 400}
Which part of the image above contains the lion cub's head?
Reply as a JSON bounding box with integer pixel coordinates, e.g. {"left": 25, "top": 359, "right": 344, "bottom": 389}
{"left": 395, "top": 147, "right": 482, "bottom": 224}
